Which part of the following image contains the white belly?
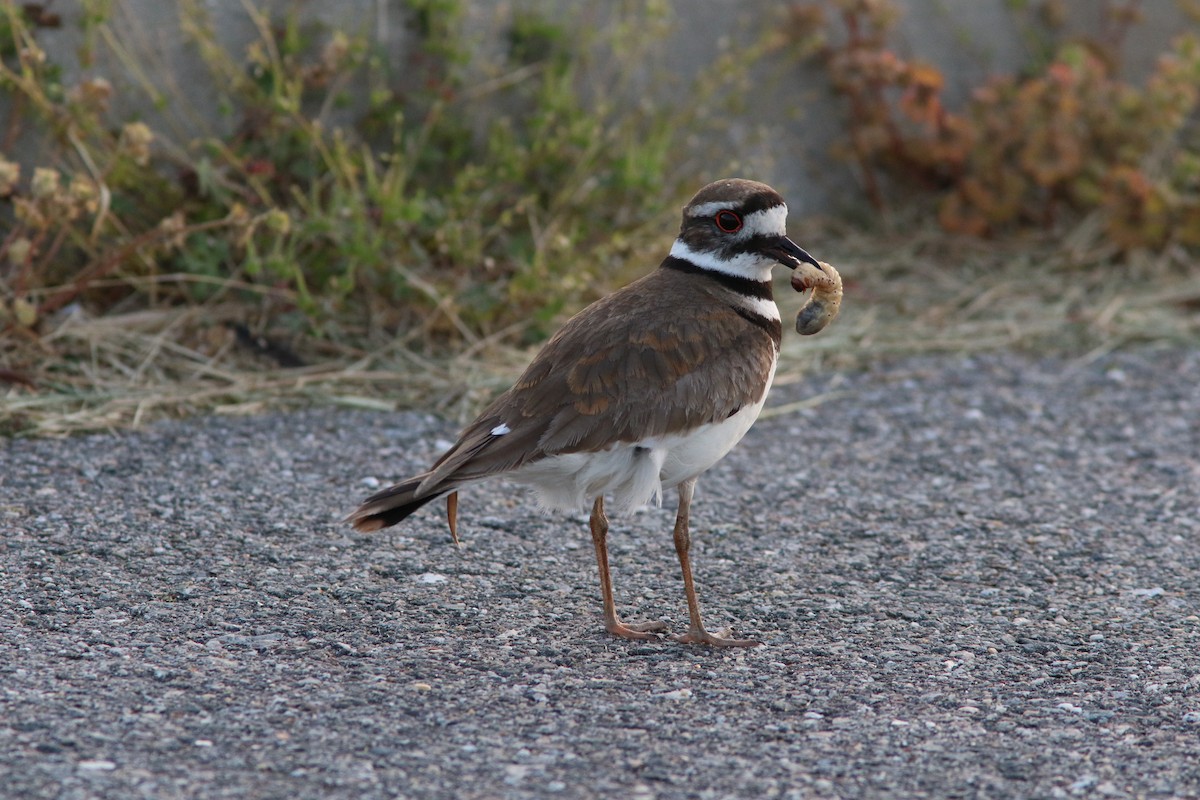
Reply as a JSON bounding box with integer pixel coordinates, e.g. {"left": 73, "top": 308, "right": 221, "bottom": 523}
{"left": 510, "top": 360, "right": 776, "bottom": 512}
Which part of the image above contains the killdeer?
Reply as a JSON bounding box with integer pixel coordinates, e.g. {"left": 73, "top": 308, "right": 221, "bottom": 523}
{"left": 348, "top": 178, "right": 837, "bottom": 647}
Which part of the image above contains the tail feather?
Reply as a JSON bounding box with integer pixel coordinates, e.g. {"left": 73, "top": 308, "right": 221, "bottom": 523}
{"left": 345, "top": 475, "right": 452, "bottom": 532}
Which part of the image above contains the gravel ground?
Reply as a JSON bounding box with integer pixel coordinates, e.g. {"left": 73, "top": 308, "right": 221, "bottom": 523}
{"left": 3, "top": 347, "right": 1200, "bottom": 800}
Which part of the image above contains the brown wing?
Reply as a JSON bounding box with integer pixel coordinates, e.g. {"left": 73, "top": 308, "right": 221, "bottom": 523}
{"left": 417, "top": 269, "right": 776, "bottom": 494}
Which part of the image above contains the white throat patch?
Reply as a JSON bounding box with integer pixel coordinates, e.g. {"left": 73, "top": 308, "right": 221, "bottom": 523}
{"left": 669, "top": 239, "right": 777, "bottom": 283}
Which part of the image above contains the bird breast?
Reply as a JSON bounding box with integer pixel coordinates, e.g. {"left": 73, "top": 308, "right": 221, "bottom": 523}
{"left": 508, "top": 360, "right": 776, "bottom": 512}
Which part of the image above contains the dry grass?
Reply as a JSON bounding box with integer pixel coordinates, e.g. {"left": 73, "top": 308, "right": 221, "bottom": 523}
{"left": 3, "top": 220, "right": 1199, "bottom": 438}
{"left": 1, "top": 307, "right": 527, "bottom": 436}
{"left": 777, "top": 213, "right": 1200, "bottom": 378}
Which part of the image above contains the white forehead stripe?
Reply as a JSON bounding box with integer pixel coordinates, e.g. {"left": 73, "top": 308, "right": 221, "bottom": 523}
{"left": 743, "top": 204, "right": 789, "bottom": 237}
{"left": 686, "top": 201, "right": 789, "bottom": 237}
{"left": 688, "top": 200, "right": 742, "bottom": 216}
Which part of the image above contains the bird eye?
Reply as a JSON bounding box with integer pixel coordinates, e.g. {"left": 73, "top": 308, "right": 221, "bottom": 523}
{"left": 714, "top": 210, "right": 743, "bottom": 233}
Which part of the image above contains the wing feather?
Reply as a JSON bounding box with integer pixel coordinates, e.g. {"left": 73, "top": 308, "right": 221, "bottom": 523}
{"left": 418, "top": 270, "right": 777, "bottom": 492}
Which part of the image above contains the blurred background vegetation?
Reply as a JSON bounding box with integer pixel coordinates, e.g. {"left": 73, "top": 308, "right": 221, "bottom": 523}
{"left": 1, "top": 0, "right": 1198, "bottom": 434}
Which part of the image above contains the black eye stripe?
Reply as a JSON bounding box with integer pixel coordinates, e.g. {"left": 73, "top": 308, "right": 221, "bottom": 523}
{"left": 724, "top": 233, "right": 785, "bottom": 256}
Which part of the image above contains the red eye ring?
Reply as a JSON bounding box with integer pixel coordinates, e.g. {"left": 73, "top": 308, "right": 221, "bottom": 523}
{"left": 714, "top": 210, "right": 743, "bottom": 233}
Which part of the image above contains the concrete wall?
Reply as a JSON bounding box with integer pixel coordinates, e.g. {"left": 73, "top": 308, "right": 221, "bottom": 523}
{"left": 6, "top": 1, "right": 1194, "bottom": 217}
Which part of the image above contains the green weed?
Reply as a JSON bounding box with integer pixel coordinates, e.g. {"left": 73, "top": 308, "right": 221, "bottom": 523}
{"left": 0, "top": 1, "right": 729, "bottom": 348}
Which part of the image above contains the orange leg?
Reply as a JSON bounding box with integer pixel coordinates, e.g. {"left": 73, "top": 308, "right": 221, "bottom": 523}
{"left": 446, "top": 491, "right": 460, "bottom": 546}
{"left": 589, "top": 496, "right": 668, "bottom": 640}
{"left": 671, "top": 479, "right": 760, "bottom": 647}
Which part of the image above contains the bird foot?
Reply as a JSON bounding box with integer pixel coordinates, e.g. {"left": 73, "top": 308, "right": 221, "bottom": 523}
{"left": 604, "top": 618, "right": 669, "bottom": 641}
{"left": 674, "top": 627, "right": 761, "bottom": 648}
